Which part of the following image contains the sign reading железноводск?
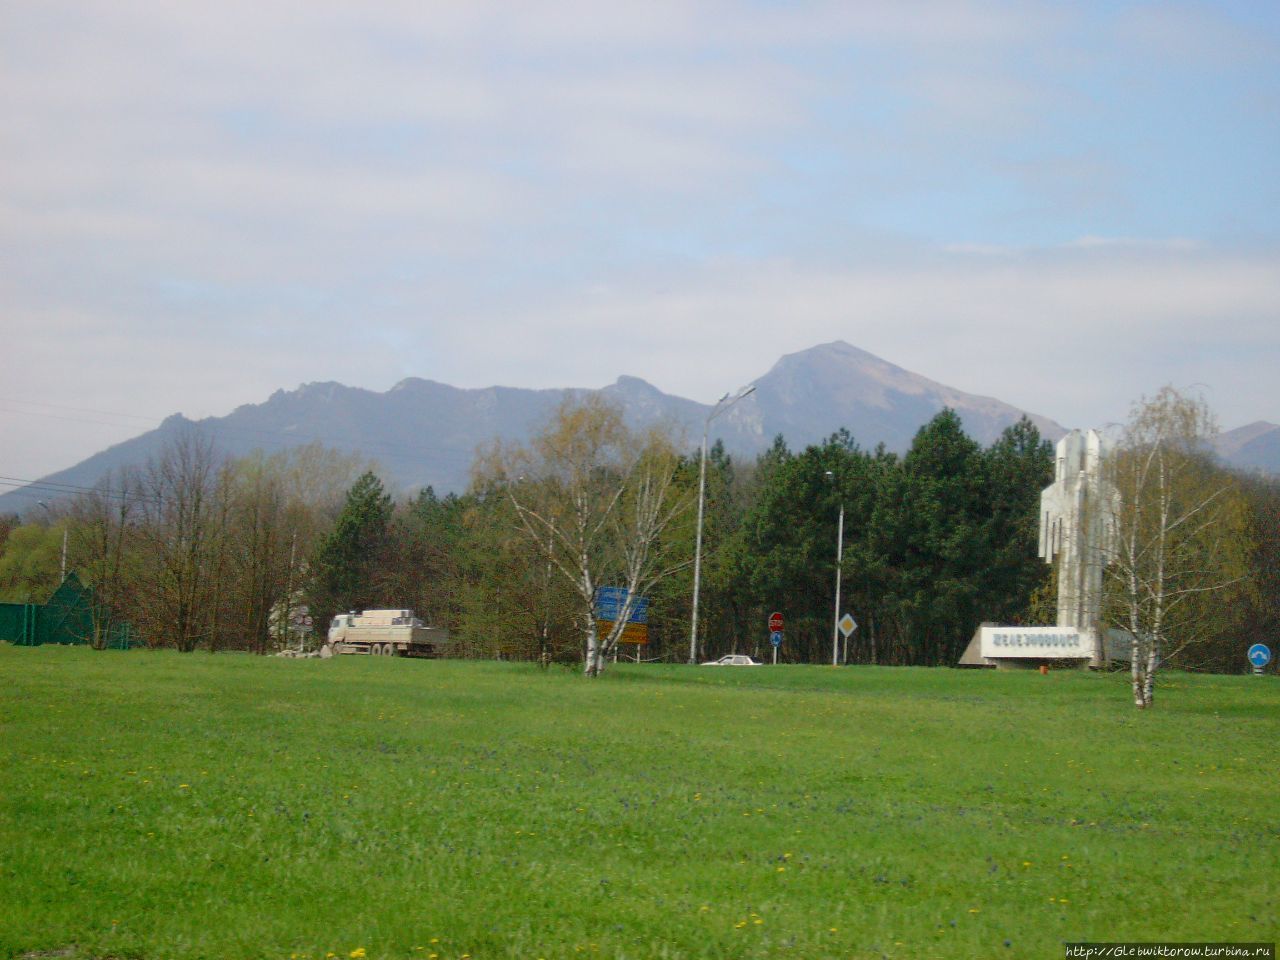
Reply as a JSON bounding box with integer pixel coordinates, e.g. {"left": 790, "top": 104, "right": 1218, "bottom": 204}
{"left": 979, "top": 626, "right": 1090, "bottom": 660}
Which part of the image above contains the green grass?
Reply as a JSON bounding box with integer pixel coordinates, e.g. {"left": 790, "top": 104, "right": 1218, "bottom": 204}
{"left": 1, "top": 646, "right": 1276, "bottom": 960}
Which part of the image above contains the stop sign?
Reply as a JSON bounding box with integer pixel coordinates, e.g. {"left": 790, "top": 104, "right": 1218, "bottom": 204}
{"left": 768, "top": 611, "right": 784, "bottom": 632}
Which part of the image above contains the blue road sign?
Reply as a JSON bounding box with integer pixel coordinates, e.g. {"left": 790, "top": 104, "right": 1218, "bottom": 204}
{"left": 770, "top": 630, "right": 783, "bottom": 647}
{"left": 593, "top": 586, "right": 649, "bottom": 624}
{"left": 1248, "top": 643, "right": 1271, "bottom": 668}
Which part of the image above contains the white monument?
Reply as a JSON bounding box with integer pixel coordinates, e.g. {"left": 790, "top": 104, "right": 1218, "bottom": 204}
{"left": 963, "top": 428, "right": 1123, "bottom": 667}
{"left": 1039, "top": 429, "right": 1117, "bottom": 646}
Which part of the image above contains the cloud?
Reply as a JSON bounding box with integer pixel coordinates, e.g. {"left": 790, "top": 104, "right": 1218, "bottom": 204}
{"left": 2, "top": 1, "right": 1278, "bottom": 481}
{"left": 1064, "top": 236, "right": 1200, "bottom": 251}
{"left": 446, "top": 244, "right": 1280, "bottom": 425}
{"left": 1116, "top": 4, "right": 1280, "bottom": 67}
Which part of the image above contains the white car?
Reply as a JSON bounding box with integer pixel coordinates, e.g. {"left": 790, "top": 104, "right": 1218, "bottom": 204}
{"left": 701, "top": 654, "right": 761, "bottom": 666}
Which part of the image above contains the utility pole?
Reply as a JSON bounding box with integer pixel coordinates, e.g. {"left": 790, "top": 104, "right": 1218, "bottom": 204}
{"left": 689, "top": 383, "right": 755, "bottom": 664}
{"left": 824, "top": 472, "right": 844, "bottom": 666}
{"left": 540, "top": 522, "right": 554, "bottom": 667}
{"left": 36, "top": 501, "right": 67, "bottom": 583}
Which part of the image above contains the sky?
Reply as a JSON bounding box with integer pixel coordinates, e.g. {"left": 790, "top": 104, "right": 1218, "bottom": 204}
{"left": 3, "top": 1, "right": 1279, "bottom": 484}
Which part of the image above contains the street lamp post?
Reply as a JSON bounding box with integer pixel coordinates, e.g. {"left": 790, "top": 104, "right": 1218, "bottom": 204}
{"left": 825, "top": 471, "right": 843, "bottom": 666}
{"left": 36, "top": 500, "right": 67, "bottom": 583}
{"left": 689, "top": 383, "right": 756, "bottom": 664}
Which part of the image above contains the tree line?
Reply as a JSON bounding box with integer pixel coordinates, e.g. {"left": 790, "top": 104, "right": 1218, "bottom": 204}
{"left": 1, "top": 389, "right": 1275, "bottom": 683}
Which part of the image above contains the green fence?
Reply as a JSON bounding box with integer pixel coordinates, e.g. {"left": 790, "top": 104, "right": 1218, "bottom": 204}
{"left": 0, "top": 602, "right": 40, "bottom": 645}
{"left": 0, "top": 573, "right": 138, "bottom": 649}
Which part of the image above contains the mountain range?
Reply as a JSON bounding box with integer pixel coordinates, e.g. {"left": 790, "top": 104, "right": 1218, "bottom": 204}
{"left": 1211, "top": 421, "right": 1280, "bottom": 474}
{"left": 4, "top": 341, "right": 1275, "bottom": 514}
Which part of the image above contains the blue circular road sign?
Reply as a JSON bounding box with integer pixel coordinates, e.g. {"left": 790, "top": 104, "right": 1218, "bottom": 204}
{"left": 1247, "top": 644, "right": 1271, "bottom": 668}
{"left": 770, "top": 631, "right": 783, "bottom": 647}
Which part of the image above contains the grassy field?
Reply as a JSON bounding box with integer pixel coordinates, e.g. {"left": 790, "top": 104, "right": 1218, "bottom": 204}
{"left": 1, "top": 645, "right": 1277, "bottom": 960}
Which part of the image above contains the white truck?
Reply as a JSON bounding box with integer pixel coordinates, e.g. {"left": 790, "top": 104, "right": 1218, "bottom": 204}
{"left": 326, "top": 609, "right": 448, "bottom": 658}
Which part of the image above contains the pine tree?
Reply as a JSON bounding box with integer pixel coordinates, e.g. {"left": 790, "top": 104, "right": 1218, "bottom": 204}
{"left": 309, "top": 471, "right": 393, "bottom": 624}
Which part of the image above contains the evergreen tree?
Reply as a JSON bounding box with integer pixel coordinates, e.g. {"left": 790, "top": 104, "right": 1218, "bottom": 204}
{"left": 882, "top": 410, "right": 985, "bottom": 665}
{"left": 383, "top": 486, "right": 470, "bottom": 631}
{"left": 977, "top": 417, "right": 1054, "bottom": 624}
{"left": 308, "top": 471, "right": 393, "bottom": 624}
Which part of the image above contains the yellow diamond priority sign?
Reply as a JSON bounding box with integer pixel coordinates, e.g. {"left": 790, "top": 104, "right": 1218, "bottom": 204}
{"left": 838, "top": 613, "right": 857, "bottom": 638}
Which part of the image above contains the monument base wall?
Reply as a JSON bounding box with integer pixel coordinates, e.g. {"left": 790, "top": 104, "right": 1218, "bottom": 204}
{"left": 958, "top": 623, "right": 1133, "bottom": 669}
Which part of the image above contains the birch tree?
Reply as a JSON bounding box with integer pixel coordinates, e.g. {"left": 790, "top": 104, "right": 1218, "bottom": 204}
{"left": 475, "top": 396, "right": 692, "bottom": 676}
{"left": 135, "top": 433, "right": 227, "bottom": 651}
{"left": 66, "top": 467, "right": 141, "bottom": 649}
{"left": 1106, "top": 388, "right": 1252, "bottom": 708}
{"left": 223, "top": 455, "right": 293, "bottom": 654}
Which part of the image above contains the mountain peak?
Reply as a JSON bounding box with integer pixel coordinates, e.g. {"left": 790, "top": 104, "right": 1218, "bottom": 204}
{"left": 608, "top": 375, "right": 661, "bottom": 393}
{"left": 782, "top": 340, "right": 878, "bottom": 364}
{"left": 0, "top": 342, "right": 1102, "bottom": 513}
{"left": 1213, "top": 420, "right": 1280, "bottom": 465}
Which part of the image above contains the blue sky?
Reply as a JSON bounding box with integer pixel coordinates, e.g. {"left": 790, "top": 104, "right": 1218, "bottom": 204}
{"left": 2, "top": 1, "right": 1278, "bottom": 481}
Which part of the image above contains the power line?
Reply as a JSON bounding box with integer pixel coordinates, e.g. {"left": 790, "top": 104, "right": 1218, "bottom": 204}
{"left": 0, "top": 397, "right": 161, "bottom": 423}
{"left": 0, "top": 476, "right": 157, "bottom": 506}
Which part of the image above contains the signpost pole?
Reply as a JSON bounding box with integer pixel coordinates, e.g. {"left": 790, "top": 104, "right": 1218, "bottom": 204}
{"left": 831, "top": 502, "right": 843, "bottom": 666}
{"left": 837, "top": 613, "right": 857, "bottom": 664}
{"left": 768, "top": 614, "right": 783, "bottom": 667}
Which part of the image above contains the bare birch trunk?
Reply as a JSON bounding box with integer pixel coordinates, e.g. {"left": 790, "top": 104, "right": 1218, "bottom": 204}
{"left": 584, "top": 620, "right": 603, "bottom": 677}
{"left": 1131, "top": 634, "right": 1146, "bottom": 708}
{"left": 1142, "top": 639, "right": 1158, "bottom": 708}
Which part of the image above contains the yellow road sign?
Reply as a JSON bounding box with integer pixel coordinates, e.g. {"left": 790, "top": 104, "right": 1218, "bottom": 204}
{"left": 596, "top": 620, "right": 649, "bottom": 645}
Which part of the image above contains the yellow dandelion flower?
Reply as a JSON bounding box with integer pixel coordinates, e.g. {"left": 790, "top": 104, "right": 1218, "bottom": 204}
{"left": 350, "top": 949, "right": 366, "bottom": 959}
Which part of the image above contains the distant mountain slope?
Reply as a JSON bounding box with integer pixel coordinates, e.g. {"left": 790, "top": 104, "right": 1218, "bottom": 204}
{"left": 734, "top": 341, "right": 1067, "bottom": 453}
{"left": 1, "top": 341, "right": 1071, "bottom": 513}
{"left": 1213, "top": 421, "right": 1280, "bottom": 473}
